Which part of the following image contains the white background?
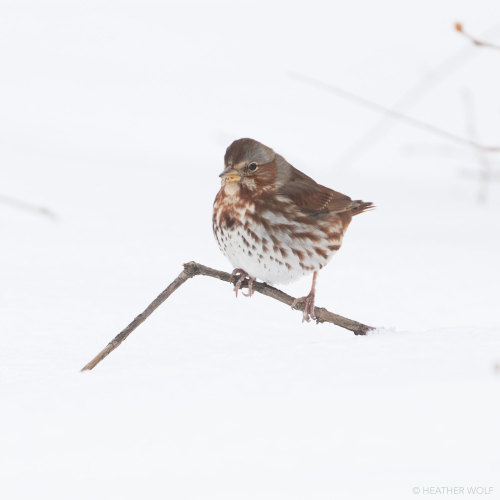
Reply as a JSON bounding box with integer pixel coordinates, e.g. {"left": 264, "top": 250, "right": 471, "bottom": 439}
{"left": 1, "top": 0, "right": 499, "bottom": 498}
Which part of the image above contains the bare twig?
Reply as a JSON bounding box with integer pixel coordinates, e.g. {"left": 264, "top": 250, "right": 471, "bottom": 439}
{"left": 0, "top": 194, "right": 57, "bottom": 220}
{"left": 322, "top": 40, "right": 480, "bottom": 168}
{"left": 290, "top": 23, "right": 500, "bottom": 168}
{"left": 290, "top": 72, "right": 500, "bottom": 154}
{"left": 81, "top": 261, "right": 374, "bottom": 371}
{"left": 290, "top": 22, "right": 500, "bottom": 168}
{"left": 455, "top": 22, "right": 500, "bottom": 51}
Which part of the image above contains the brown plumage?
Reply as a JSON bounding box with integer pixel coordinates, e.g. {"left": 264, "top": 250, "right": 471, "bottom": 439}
{"left": 213, "top": 138, "right": 373, "bottom": 321}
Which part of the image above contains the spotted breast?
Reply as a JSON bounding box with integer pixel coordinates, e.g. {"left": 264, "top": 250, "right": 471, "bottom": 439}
{"left": 213, "top": 182, "right": 347, "bottom": 285}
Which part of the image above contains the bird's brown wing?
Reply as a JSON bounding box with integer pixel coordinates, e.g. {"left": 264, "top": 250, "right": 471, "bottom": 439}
{"left": 277, "top": 166, "right": 354, "bottom": 216}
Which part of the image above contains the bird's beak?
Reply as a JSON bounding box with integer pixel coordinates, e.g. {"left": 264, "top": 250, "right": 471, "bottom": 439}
{"left": 219, "top": 166, "right": 241, "bottom": 183}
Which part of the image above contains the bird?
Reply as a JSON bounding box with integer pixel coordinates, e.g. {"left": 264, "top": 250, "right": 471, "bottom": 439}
{"left": 212, "top": 138, "right": 373, "bottom": 322}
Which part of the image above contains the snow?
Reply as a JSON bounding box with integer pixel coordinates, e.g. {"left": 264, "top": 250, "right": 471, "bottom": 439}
{"left": 1, "top": 0, "right": 500, "bottom": 498}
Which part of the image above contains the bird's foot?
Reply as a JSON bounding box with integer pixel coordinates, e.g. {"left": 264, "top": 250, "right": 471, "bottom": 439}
{"left": 292, "top": 292, "right": 316, "bottom": 322}
{"left": 231, "top": 268, "right": 255, "bottom": 297}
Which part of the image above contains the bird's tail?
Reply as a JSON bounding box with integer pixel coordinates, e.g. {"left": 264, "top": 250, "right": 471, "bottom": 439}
{"left": 350, "top": 200, "right": 375, "bottom": 216}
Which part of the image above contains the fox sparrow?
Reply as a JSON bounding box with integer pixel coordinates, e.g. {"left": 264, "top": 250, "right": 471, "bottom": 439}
{"left": 213, "top": 138, "right": 373, "bottom": 322}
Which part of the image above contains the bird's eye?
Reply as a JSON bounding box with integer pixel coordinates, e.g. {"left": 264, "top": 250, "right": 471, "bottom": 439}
{"left": 248, "top": 162, "right": 258, "bottom": 171}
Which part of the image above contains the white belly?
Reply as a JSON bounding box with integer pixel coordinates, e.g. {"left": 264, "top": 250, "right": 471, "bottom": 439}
{"left": 214, "top": 210, "right": 342, "bottom": 285}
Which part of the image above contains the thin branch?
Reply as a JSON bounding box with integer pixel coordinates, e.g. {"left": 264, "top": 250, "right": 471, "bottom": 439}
{"left": 455, "top": 22, "right": 500, "bottom": 51}
{"left": 290, "top": 22, "right": 500, "bottom": 168}
{"left": 81, "top": 261, "right": 374, "bottom": 371}
{"left": 289, "top": 72, "right": 500, "bottom": 154}
{"left": 0, "top": 193, "right": 57, "bottom": 220}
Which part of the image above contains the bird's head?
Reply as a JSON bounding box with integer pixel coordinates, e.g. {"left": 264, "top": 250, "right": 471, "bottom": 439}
{"left": 219, "top": 138, "right": 279, "bottom": 192}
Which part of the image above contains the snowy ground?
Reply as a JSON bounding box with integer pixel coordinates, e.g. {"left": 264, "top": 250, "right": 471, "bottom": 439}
{"left": 1, "top": 1, "right": 500, "bottom": 498}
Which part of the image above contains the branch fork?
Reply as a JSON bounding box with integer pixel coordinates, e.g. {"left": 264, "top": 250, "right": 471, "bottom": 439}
{"left": 81, "top": 261, "right": 374, "bottom": 371}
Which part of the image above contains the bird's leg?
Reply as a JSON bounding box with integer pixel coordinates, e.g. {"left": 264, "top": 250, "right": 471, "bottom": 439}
{"left": 242, "top": 276, "right": 255, "bottom": 297}
{"left": 231, "top": 268, "right": 255, "bottom": 298}
{"left": 291, "top": 271, "right": 318, "bottom": 322}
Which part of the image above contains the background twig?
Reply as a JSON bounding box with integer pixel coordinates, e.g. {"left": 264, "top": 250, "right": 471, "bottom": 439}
{"left": 0, "top": 193, "right": 57, "bottom": 220}
{"left": 455, "top": 22, "right": 500, "bottom": 51}
{"left": 290, "top": 22, "right": 500, "bottom": 169}
{"left": 81, "top": 261, "right": 375, "bottom": 371}
{"left": 289, "top": 72, "right": 500, "bottom": 154}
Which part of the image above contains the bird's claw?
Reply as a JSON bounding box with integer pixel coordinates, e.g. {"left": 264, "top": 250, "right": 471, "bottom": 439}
{"left": 231, "top": 269, "right": 255, "bottom": 298}
{"left": 291, "top": 293, "right": 316, "bottom": 322}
